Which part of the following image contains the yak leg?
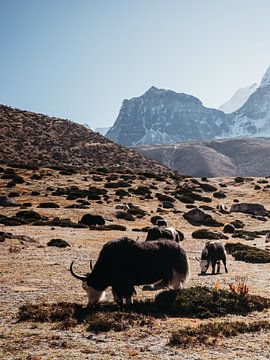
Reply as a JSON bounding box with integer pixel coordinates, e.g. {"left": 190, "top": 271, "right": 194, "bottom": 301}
{"left": 211, "top": 260, "right": 216, "bottom": 275}
{"left": 112, "top": 280, "right": 134, "bottom": 305}
{"left": 112, "top": 289, "right": 123, "bottom": 306}
{"left": 222, "top": 257, "right": 228, "bottom": 273}
{"left": 216, "top": 261, "right": 221, "bottom": 274}
{"left": 125, "top": 296, "right": 133, "bottom": 305}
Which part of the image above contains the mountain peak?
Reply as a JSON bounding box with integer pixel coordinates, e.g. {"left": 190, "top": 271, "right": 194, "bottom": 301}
{"left": 260, "top": 66, "right": 270, "bottom": 87}
{"left": 143, "top": 86, "right": 166, "bottom": 96}
{"left": 219, "top": 83, "right": 258, "bottom": 113}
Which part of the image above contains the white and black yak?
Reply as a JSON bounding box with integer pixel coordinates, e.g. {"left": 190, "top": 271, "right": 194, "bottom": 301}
{"left": 145, "top": 225, "right": 182, "bottom": 242}
{"left": 70, "top": 237, "right": 189, "bottom": 306}
{"left": 197, "top": 241, "right": 228, "bottom": 275}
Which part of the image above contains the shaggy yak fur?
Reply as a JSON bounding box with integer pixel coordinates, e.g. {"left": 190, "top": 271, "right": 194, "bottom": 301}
{"left": 70, "top": 237, "right": 189, "bottom": 305}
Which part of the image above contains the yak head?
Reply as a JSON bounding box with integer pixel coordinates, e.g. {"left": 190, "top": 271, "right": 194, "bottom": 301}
{"left": 70, "top": 260, "right": 105, "bottom": 306}
{"left": 196, "top": 257, "right": 209, "bottom": 274}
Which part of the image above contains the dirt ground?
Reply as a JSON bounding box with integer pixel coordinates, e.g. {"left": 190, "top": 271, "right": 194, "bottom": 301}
{"left": 0, "top": 166, "right": 269, "bottom": 359}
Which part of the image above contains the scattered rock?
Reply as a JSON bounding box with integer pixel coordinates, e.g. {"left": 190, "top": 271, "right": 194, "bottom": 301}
{"left": 47, "top": 239, "right": 70, "bottom": 248}
{"left": 8, "top": 192, "right": 20, "bottom": 198}
{"left": 230, "top": 219, "right": 245, "bottom": 229}
{"left": 15, "top": 210, "right": 42, "bottom": 220}
{"left": 0, "top": 196, "right": 19, "bottom": 207}
{"left": 230, "top": 203, "right": 267, "bottom": 216}
{"left": 235, "top": 177, "right": 244, "bottom": 183}
{"left": 127, "top": 204, "right": 147, "bottom": 218}
{"left": 223, "top": 223, "right": 235, "bottom": 234}
{"left": 38, "top": 202, "right": 60, "bottom": 208}
{"left": 115, "top": 211, "right": 135, "bottom": 221}
{"left": 183, "top": 208, "right": 223, "bottom": 227}
{"left": 192, "top": 229, "right": 228, "bottom": 240}
{"left": 213, "top": 191, "right": 226, "bottom": 199}
{"left": 156, "top": 193, "right": 175, "bottom": 203}
{"left": 89, "top": 224, "right": 126, "bottom": 231}
{"left": 115, "top": 189, "right": 129, "bottom": 197}
{"left": 79, "top": 214, "right": 105, "bottom": 226}
{"left": 199, "top": 183, "right": 218, "bottom": 192}
{"left": 128, "top": 186, "right": 151, "bottom": 196}
{"left": 0, "top": 231, "right": 12, "bottom": 242}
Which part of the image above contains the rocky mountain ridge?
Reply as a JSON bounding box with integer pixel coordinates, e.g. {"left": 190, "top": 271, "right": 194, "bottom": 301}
{"left": 107, "top": 67, "right": 270, "bottom": 146}
{"left": 106, "top": 86, "right": 226, "bottom": 145}
{"left": 0, "top": 105, "right": 169, "bottom": 174}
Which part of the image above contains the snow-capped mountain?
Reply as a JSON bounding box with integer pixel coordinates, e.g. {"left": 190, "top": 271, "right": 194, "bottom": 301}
{"left": 219, "top": 83, "right": 258, "bottom": 114}
{"left": 225, "top": 67, "right": 270, "bottom": 137}
{"left": 106, "top": 86, "right": 225, "bottom": 146}
{"left": 106, "top": 66, "right": 270, "bottom": 146}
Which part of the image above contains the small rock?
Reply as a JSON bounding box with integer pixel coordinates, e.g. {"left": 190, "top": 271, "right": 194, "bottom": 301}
{"left": 79, "top": 214, "right": 105, "bottom": 226}
{"left": 47, "top": 239, "right": 70, "bottom": 248}
{"left": 223, "top": 223, "right": 235, "bottom": 234}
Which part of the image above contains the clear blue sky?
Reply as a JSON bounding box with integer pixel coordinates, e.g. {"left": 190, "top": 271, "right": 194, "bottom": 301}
{"left": 0, "top": 0, "right": 270, "bottom": 128}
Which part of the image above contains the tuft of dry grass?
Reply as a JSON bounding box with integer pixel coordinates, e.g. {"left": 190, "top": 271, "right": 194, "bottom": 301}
{"left": 169, "top": 320, "right": 270, "bottom": 347}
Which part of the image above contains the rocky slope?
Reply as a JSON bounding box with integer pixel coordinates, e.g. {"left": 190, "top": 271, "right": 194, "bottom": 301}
{"left": 0, "top": 105, "right": 168, "bottom": 174}
{"left": 134, "top": 138, "right": 270, "bottom": 177}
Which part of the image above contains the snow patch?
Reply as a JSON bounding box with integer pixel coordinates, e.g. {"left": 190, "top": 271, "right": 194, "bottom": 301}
{"left": 219, "top": 84, "right": 258, "bottom": 114}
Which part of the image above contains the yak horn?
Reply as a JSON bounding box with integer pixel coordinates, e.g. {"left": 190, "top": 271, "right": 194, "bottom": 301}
{"left": 90, "top": 259, "right": 93, "bottom": 270}
{"left": 70, "top": 261, "right": 87, "bottom": 281}
{"left": 195, "top": 257, "right": 200, "bottom": 262}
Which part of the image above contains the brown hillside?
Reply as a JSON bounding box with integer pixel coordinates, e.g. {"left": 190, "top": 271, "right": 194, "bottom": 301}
{"left": 0, "top": 105, "right": 168, "bottom": 174}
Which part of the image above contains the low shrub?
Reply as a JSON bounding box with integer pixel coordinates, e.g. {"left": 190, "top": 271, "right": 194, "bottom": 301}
{"left": 169, "top": 320, "right": 270, "bottom": 347}
{"left": 17, "top": 302, "right": 154, "bottom": 332}
{"left": 225, "top": 242, "right": 270, "bottom": 263}
{"left": 18, "top": 286, "right": 270, "bottom": 331}
{"left": 155, "top": 286, "right": 270, "bottom": 318}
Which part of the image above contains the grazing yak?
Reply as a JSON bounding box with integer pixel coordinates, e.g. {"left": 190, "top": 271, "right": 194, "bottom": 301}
{"left": 70, "top": 237, "right": 189, "bottom": 306}
{"left": 146, "top": 225, "right": 182, "bottom": 243}
{"left": 197, "top": 241, "right": 228, "bottom": 275}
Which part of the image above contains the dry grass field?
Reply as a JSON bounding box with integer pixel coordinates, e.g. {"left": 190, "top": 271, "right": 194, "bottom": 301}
{"left": 0, "top": 164, "right": 270, "bottom": 359}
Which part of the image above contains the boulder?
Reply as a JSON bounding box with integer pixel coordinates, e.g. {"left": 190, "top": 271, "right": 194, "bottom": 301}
{"left": 0, "top": 231, "right": 13, "bottom": 242}
{"left": 47, "top": 239, "right": 70, "bottom": 248}
{"left": 38, "top": 202, "right": 60, "bottom": 208}
{"left": 192, "top": 229, "right": 228, "bottom": 240}
{"left": 115, "top": 211, "right": 135, "bottom": 221}
{"left": 0, "top": 196, "right": 18, "bottom": 207}
{"left": 79, "top": 214, "right": 105, "bottom": 226}
{"left": 230, "top": 219, "right": 245, "bottom": 229}
{"left": 230, "top": 203, "right": 267, "bottom": 216}
{"left": 223, "top": 223, "right": 235, "bottom": 234}
{"left": 15, "top": 210, "right": 42, "bottom": 220}
{"left": 183, "top": 208, "right": 223, "bottom": 227}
